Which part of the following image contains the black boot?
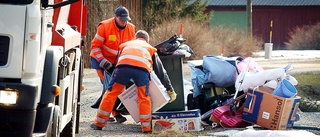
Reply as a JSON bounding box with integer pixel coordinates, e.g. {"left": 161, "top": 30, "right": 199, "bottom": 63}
{"left": 91, "top": 95, "right": 103, "bottom": 109}
{"left": 115, "top": 114, "right": 127, "bottom": 123}
{"left": 89, "top": 122, "right": 102, "bottom": 130}
{"left": 90, "top": 102, "right": 100, "bottom": 109}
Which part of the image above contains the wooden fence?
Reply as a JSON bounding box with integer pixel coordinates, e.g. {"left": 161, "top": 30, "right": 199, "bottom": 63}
{"left": 82, "top": 0, "right": 142, "bottom": 68}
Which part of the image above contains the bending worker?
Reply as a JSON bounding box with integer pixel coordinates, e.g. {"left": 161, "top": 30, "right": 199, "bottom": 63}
{"left": 90, "top": 30, "right": 177, "bottom": 133}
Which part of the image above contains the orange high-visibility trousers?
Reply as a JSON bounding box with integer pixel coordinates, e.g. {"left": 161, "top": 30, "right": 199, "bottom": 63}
{"left": 136, "top": 86, "right": 152, "bottom": 132}
{"left": 94, "top": 66, "right": 152, "bottom": 132}
{"left": 94, "top": 83, "right": 125, "bottom": 127}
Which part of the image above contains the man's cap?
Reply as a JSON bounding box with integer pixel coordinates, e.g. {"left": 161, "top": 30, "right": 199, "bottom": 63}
{"left": 115, "top": 6, "right": 131, "bottom": 21}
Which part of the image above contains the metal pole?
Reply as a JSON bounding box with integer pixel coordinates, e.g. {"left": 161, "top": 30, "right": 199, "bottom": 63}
{"left": 180, "top": 23, "right": 183, "bottom": 38}
{"left": 247, "top": 0, "right": 252, "bottom": 37}
{"left": 270, "top": 20, "right": 273, "bottom": 43}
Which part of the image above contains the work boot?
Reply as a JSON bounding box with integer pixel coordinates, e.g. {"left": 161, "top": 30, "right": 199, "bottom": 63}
{"left": 90, "top": 101, "right": 100, "bottom": 109}
{"left": 107, "top": 117, "right": 115, "bottom": 122}
{"left": 89, "top": 122, "right": 102, "bottom": 130}
{"left": 115, "top": 114, "right": 127, "bottom": 123}
{"left": 91, "top": 97, "right": 102, "bottom": 109}
{"left": 143, "top": 130, "right": 152, "bottom": 133}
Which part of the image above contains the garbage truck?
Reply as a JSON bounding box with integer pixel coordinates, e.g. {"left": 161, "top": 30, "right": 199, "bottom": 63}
{"left": 0, "top": 0, "right": 87, "bottom": 136}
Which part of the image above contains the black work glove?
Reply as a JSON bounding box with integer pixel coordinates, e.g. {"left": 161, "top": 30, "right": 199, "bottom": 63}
{"left": 107, "top": 63, "right": 116, "bottom": 73}
{"left": 99, "top": 59, "right": 112, "bottom": 70}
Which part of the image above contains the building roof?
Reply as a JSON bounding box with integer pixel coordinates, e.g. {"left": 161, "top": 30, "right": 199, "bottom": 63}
{"left": 199, "top": 0, "right": 320, "bottom": 6}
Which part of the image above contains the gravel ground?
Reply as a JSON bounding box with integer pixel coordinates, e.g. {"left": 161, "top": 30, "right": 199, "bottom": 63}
{"left": 77, "top": 51, "right": 320, "bottom": 137}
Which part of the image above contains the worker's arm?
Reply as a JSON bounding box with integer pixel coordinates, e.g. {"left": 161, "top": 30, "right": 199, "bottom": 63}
{"left": 152, "top": 53, "right": 173, "bottom": 91}
{"left": 90, "top": 23, "right": 112, "bottom": 70}
{"left": 90, "top": 23, "right": 105, "bottom": 62}
{"left": 152, "top": 53, "right": 176, "bottom": 103}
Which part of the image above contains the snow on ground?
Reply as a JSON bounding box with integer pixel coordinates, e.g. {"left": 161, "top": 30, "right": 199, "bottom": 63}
{"left": 254, "top": 50, "right": 320, "bottom": 59}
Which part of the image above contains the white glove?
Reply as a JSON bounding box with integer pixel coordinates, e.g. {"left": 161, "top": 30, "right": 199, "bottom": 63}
{"left": 167, "top": 90, "right": 177, "bottom": 103}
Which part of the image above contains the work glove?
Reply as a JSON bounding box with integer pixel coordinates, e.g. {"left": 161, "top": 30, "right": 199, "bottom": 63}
{"left": 167, "top": 90, "right": 177, "bottom": 103}
{"left": 107, "top": 63, "right": 116, "bottom": 73}
{"left": 99, "top": 59, "right": 112, "bottom": 70}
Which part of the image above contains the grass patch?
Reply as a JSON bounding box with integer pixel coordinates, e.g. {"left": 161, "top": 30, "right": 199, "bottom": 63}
{"left": 291, "top": 72, "right": 320, "bottom": 112}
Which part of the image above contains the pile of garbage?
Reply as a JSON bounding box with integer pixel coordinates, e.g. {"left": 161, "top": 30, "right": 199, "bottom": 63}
{"left": 187, "top": 56, "right": 302, "bottom": 130}
{"left": 141, "top": 35, "right": 319, "bottom": 134}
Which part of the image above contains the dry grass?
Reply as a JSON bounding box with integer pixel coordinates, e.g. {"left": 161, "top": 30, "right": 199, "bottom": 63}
{"left": 149, "top": 18, "right": 262, "bottom": 61}
{"left": 149, "top": 18, "right": 214, "bottom": 60}
{"left": 149, "top": 129, "right": 193, "bottom": 137}
{"left": 285, "top": 22, "right": 320, "bottom": 50}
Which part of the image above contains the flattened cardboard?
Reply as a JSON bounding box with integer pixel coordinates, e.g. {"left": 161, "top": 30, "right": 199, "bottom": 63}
{"left": 152, "top": 109, "right": 202, "bottom": 133}
{"left": 118, "top": 71, "right": 170, "bottom": 122}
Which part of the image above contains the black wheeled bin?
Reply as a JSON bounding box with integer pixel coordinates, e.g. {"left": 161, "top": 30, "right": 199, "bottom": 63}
{"left": 158, "top": 54, "right": 185, "bottom": 111}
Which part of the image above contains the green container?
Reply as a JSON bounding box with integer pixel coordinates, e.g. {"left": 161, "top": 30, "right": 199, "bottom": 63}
{"left": 158, "top": 55, "right": 185, "bottom": 111}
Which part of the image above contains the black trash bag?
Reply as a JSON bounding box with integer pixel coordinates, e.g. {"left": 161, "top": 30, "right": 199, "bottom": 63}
{"left": 154, "top": 35, "right": 180, "bottom": 55}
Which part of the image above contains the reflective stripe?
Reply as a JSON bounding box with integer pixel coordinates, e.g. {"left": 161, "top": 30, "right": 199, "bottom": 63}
{"left": 140, "top": 114, "right": 151, "bottom": 119}
{"left": 141, "top": 121, "right": 151, "bottom": 127}
{"left": 102, "top": 44, "right": 118, "bottom": 55}
{"left": 118, "top": 55, "right": 151, "bottom": 68}
{"left": 96, "top": 117, "right": 107, "bottom": 123}
{"left": 91, "top": 47, "right": 101, "bottom": 53}
{"left": 95, "top": 53, "right": 104, "bottom": 60}
{"left": 98, "top": 109, "right": 111, "bottom": 116}
{"left": 95, "top": 34, "right": 105, "bottom": 42}
{"left": 123, "top": 45, "right": 150, "bottom": 57}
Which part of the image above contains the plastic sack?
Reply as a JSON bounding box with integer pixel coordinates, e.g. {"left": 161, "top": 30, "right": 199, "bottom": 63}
{"left": 187, "top": 60, "right": 206, "bottom": 97}
{"left": 173, "top": 43, "right": 194, "bottom": 57}
{"left": 235, "top": 68, "right": 285, "bottom": 91}
{"left": 264, "top": 74, "right": 298, "bottom": 89}
{"left": 237, "top": 57, "right": 264, "bottom": 73}
{"left": 154, "top": 35, "right": 180, "bottom": 55}
{"left": 202, "top": 56, "right": 237, "bottom": 87}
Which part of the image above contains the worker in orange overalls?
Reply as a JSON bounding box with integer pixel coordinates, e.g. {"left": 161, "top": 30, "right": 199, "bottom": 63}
{"left": 90, "top": 30, "right": 177, "bottom": 133}
{"left": 90, "top": 6, "right": 135, "bottom": 123}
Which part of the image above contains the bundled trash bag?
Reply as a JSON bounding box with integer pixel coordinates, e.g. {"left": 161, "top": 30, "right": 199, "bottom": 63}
{"left": 187, "top": 56, "right": 238, "bottom": 97}
{"left": 154, "top": 34, "right": 194, "bottom": 57}
{"left": 202, "top": 56, "right": 238, "bottom": 88}
{"left": 154, "top": 35, "right": 180, "bottom": 55}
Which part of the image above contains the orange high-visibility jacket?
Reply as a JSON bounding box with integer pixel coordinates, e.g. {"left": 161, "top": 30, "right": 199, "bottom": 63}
{"left": 90, "top": 17, "right": 135, "bottom": 65}
{"left": 117, "top": 38, "right": 157, "bottom": 72}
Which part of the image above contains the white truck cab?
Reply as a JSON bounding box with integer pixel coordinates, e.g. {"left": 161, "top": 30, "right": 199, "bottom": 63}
{"left": 0, "top": 0, "right": 87, "bottom": 136}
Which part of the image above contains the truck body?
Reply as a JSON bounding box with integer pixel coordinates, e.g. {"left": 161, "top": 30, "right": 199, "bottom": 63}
{"left": 0, "top": 0, "right": 87, "bottom": 136}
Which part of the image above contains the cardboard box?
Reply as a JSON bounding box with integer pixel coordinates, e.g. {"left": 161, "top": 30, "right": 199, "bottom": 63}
{"left": 242, "top": 86, "right": 300, "bottom": 130}
{"left": 151, "top": 109, "right": 202, "bottom": 133}
{"left": 118, "top": 71, "right": 170, "bottom": 122}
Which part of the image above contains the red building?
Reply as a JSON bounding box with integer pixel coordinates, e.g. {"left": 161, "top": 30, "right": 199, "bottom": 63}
{"left": 204, "top": 0, "right": 320, "bottom": 49}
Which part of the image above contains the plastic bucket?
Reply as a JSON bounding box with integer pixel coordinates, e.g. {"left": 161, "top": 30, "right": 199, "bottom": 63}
{"left": 272, "top": 79, "right": 297, "bottom": 98}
